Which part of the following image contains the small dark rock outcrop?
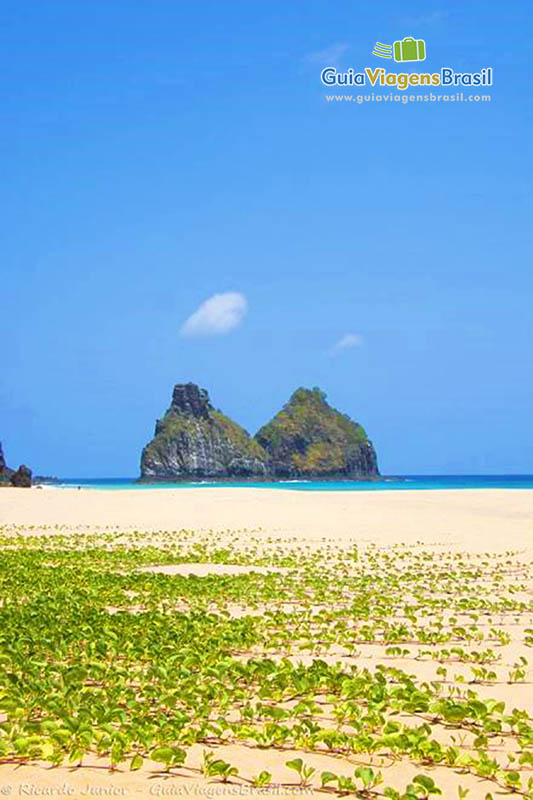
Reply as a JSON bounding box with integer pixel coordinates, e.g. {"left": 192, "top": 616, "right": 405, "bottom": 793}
{"left": 0, "top": 442, "right": 7, "bottom": 475}
{"left": 0, "top": 442, "right": 33, "bottom": 487}
{"left": 140, "top": 383, "right": 270, "bottom": 480}
{"left": 140, "top": 383, "right": 379, "bottom": 481}
{"left": 10, "top": 464, "right": 32, "bottom": 487}
{"left": 255, "top": 387, "right": 379, "bottom": 478}
{"left": 0, "top": 441, "right": 14, "bottom": 485}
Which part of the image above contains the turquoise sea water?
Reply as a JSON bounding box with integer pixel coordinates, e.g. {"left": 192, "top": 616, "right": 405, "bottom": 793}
{"left": 55, "top": 475, "right": 533, "bottom": 491}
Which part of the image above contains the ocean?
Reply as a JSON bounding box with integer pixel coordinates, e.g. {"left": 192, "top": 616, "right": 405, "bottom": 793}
{"left": 53, "top": 475, "right": 533, "bottom": 491}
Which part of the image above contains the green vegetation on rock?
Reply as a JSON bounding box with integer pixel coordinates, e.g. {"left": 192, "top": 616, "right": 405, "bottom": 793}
{"left": 255, "top": 387, "right": 378, "bottom": 477}
{"left": 140, "top": 383, "right": 378, "bottom": 481}
{"left": 211, "top": 410, "right": 268, "bottom": 462}
{"left": 140, "top": 384, "right": 269, "bottom": 480}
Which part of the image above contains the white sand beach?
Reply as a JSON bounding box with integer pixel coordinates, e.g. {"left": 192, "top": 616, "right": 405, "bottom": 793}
{"left": 1, "top": 485, "right": 532, "bottom": 553}
{"left": 0, "top": 486, "right": 532, "bottom": 799}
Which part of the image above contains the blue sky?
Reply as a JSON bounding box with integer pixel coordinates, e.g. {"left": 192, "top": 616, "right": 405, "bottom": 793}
{"left": 1, "top": 1, "right": 531, "bottom": 477}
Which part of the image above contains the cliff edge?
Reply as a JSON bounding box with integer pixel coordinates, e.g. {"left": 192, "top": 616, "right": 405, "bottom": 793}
{"left": 140, "top": 383, "right": 269, "bottom": 480}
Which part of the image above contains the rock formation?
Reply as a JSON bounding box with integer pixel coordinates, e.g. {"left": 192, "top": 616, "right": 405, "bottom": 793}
{"left": 140, "top": 383, "right": 379, "bottom": 481}
{"left": 10, "top": 464, "right": 32, "bottom": 487}
{"left": 255, "top": 387, "right": 378, "bottom": 478}
{"left": 140, "top": 383, "right": 270, "bottom": 480}
{"left": 0, "top": 441, "right": 32, "bottom": 487}
{"left": 0, "top": 442, "right": 7, "bottom": 476}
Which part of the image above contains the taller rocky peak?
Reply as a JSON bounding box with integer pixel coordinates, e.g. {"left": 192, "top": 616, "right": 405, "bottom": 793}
{"left": 170, "top": 383, "right": 212, "bottom": 419}
{"left": 140, "top": 383, "right": 269, "bottom": 481}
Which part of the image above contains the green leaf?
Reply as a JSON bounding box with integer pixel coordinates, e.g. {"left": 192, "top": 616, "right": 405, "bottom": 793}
{"left": 252, "top": 771, "right": 272, "bottom": 788}
{"left": 286, "top": 758, "right": 303, "bottom": 774}
{"left": 151, "top": 746, "right": 173, "bottom": 765}
{"left": 321, "top": 771, "right": 338, "bottom": 787}
{"left": 412, "top": 774, "right": 442, "bottom": 795}
{"left": 130, "top": 755, "right": 143, "bottom": 771}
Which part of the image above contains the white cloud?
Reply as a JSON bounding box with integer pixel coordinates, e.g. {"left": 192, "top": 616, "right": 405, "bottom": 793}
{"left": 330, "top": 333, "right": 363, "bottom": 355}
{"left": 181, "top": 292, "right": 248, "bottom": 338}
{"left": 302, "top": 42, "right": 349, "bottom": 68}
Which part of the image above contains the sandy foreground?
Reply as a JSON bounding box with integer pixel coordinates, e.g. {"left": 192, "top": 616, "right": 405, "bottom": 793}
{"left": 0, "top": 486, "right": 532, "bottom": 799}
{"left": 1, "top": 486, "right": 533, "bottom": 554}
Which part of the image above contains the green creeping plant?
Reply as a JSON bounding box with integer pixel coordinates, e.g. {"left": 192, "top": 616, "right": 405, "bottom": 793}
{"left": 354, "top": 766, "right": 383, "bottom": 793}
{"left": 507, "top": 656, "right": 528, "bottom": 683}
{"left": 202, "top": 750, "right": 239, "bottom": 781}
{"left": 251, "top": 770, "right": 272, "bottom": 787}
{"left": 151, "top": 746, "right": 186, "bottom": 772}
{"left": 405, "top": 775, "right": 442, "bottom": 797}
{"left": 285, "top": 757, "right": 315, "bottom": 786}
{"left": 0, "top": 525, "right": 531, "bottom": 795}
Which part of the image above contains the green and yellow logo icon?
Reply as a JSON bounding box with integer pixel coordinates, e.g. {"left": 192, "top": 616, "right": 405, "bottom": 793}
{"left": 394, "top": 37, "right": 426, "bottom": 62}
{"left": 372, "top": 42, "right": 393, "bottom": 59}
{"left": 373, "top": 37, "right": 426, "bottom": 62}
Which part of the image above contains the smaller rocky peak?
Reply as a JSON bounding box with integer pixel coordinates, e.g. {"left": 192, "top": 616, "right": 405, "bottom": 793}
{"left": 289, "top": 387, "right": 328, "bottom": 407}
{"left": 170, "top": 383, "right": 212, "bottom": 419}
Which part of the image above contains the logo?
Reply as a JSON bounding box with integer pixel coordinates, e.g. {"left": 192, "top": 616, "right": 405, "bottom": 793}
{"left": 320, "top": 36, "right": 493, "bottom": 91}
{"left": 372, "top": 42, "right": 392, "bottom": 59}
{"left": 373, "top": 37, "right": 426, "bottom": 62}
